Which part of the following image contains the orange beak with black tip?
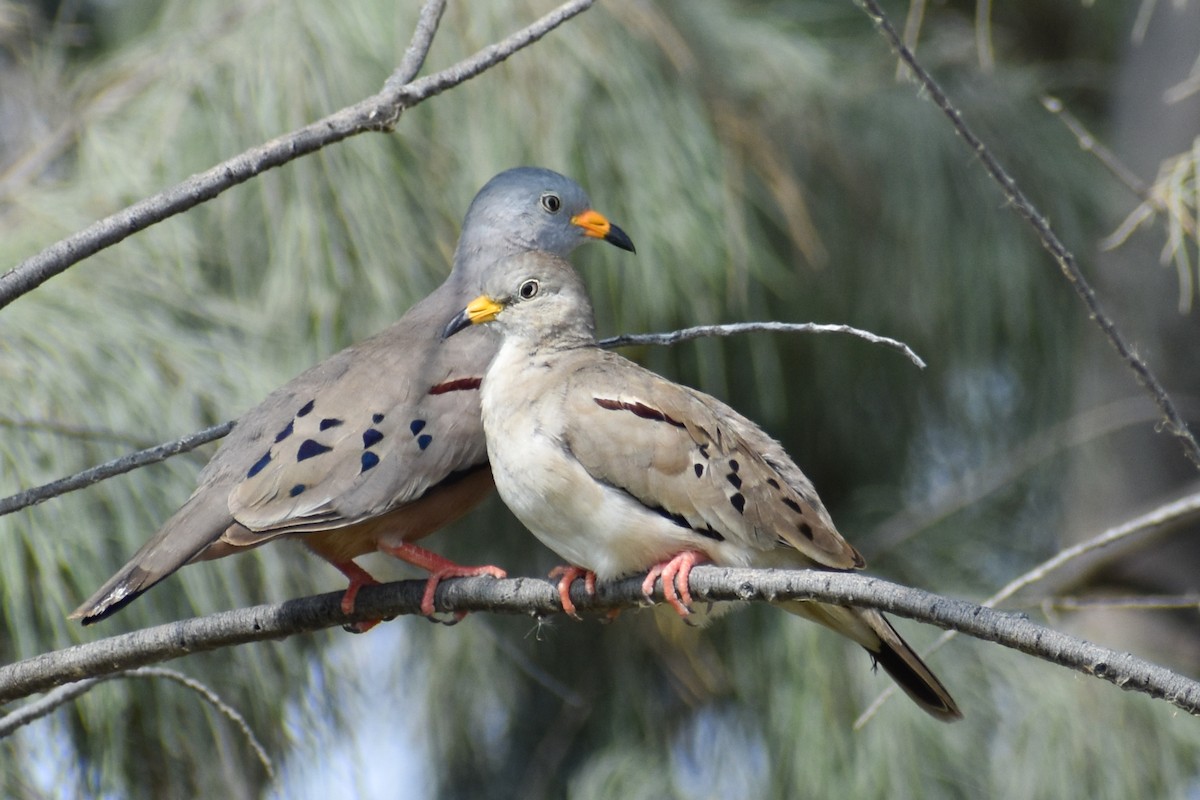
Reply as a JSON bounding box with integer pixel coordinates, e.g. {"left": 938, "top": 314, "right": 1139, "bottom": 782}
{"left": 571, "top": 209, "right": 636, "bottom": 253}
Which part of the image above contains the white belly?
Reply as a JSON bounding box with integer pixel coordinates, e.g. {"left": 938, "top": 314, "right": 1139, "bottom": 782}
{"left": 481, "top": 349, "right": 700, "bottom": 579}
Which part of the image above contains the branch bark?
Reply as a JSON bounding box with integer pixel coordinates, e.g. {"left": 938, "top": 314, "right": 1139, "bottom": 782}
{"left": 2, "top": 568, "right": 1197, "bottom": 717}
{"left": 0, "top": 421, "right": 233, "bottom": 517}
{"left": 0, "top": 0, "right": 596, "bottom": 309}
{"left": 857, "top": 0, "right": 1200, "bottom": 469}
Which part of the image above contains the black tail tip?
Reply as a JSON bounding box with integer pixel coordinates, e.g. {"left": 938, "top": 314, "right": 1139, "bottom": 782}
{"left": 871, "top": 647, "right": 963, "bottom": 722}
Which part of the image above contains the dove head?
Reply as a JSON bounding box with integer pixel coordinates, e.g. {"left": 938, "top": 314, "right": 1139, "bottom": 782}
{"left": 442, "top": 251, "right": 597, "bottom": 347}
{"left": 452, "top": 167, "right": 635, "bottom": 281}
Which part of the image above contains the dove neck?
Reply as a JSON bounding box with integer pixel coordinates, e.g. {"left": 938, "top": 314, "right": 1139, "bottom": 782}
{"left": 495, "top": 313, "right": 597, "bottom": 356}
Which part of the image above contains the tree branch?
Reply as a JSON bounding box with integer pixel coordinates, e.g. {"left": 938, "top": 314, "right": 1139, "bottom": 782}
{"left": 0, "top": 0, "right": 596, "bottom": 309}
{"left": 0, "top": 667, "right": 273, "bottom": 774}
{"left": 599, "top": 321, "right": 926, "bottom": 369}
{"left": 856, "top": 0, "right": 1200, "bottom": 469}
{"left": 3, "top": 568, "right": 1197, "bottom": 717}
{"left": 0, "top": 421, "right": 233, "bottom": 517}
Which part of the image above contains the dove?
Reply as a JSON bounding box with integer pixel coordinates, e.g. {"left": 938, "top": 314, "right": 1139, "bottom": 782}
{"left": 72, "top": 167, "right": 635, "bottom": 628}
{"left": 442, "top": 251, "right": 961, "bottom": 721}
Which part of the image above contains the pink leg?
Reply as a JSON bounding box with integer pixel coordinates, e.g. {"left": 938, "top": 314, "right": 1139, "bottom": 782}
{"left": 328, "top": 560, "right": 383, "bottom": 633}
{"left": 379, "top": 541, "right": 506, "bottom": 617}
{"left": 641, "top": 550, "right": 708, "bottom": 617}
{"left": 548, "top": 565, "right": 597, "bottom": 618}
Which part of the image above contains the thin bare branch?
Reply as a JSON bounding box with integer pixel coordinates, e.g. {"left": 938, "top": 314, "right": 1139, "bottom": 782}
{"left": 974, "top": 0, "right": 994, "bottom": 72}
{"left": 1041, "top": 96, "right": 1154, "bottom": 199}
{"left": 0, "top": 667, "right": 272, "bottom": 775}
{"left": 2, "top": 569, "right": 1198, "bottom": 719}
{"left": 982, "top": 490, "right": 1200, "bottom": 608}
{"left": 0, "top": 0, "right": 597, "bottom": 309}
{"left": 0, "top": 421, "right": 233, "bottom": 517}
{"left": 600, "top": 321, "right": 926, "bottom": 368}
{"left": 1036, "top": 594, "right": 1200, "bottom": 613}
{"left": 857, "top": 0, "right": 1200, "bottom": 469}
{"left": 388, "top": 0, "right": 448, "bottom": 89}
{"left": 127, "top": 667, "right": 273, "bottom": 777}
{"left": 872, "top": 396, "right": 1200, "bottom": 553}
{"left": 0, "top": 677, "right": 100, "bottom": 736}
{"left": 0, "top": 416, "right": 152, "bottom": 448}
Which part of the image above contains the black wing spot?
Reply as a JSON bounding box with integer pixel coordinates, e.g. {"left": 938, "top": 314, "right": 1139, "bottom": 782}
{"left": 782, "top": 497, "right": 803, "bottom": 514}
{"left": 410, "top": 419, "right": 427, "bottom": 435}
{"left": 274, "top": 421, "right": 294, "bottom": 443}
{"left": 726, "top": 472, "right": 742, "bottom": 489}
{"left": 296, "top": 439, "right": 333, "bottom": 461}
{"left": 373, "top": 412, "right": 385, "bottom": 424}
{"left": 698, "top": 444, "right": 710, "bottom": 459}
{"left": 319, "top": 417, "right": 343, "bottom": 431}
{"left": 653, "top": 505, "right": 692, "bottom": 530}
{"left": 289, "top": 484, "right": 306, "bottom": 497}
{"left": 730, "top": 493, "right": 746, "bottom": 514}
{"left": 363, "top": 428, "right": 384, "bottom": 449}
{"left": 729, "top": 459, "right": 740, "bottom": 472}
{"left": 652, "top": 505, "right": 724, "bottom": 542}
{"left": 798, "top": 522, "right": 815, "bottom": 540}
{"left": 766, "top": 478, "right": 780, "bottom": 489}
{"left": 246, "top": 451, "right": 272, "bottom": 478}
{"left": 417, "top": 434, "right": 433, "bottom": 451}
{"left": 694, "top": 464, "right": 704, "bottom": 478}
{"left": 361, "top": 451, "right": 380, "bottom": 473}
{"left": 297, "top": 399, "right": 315, "bottom": 417}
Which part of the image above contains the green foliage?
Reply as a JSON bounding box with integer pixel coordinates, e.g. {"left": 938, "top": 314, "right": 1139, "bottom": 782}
{"left": 1, "top": 0, "right": 1196, "bottom": 797}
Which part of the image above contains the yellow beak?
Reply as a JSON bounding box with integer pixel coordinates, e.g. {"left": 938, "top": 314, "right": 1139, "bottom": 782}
{"left": 571, "top": 209, "right": 636, "bottom": 252}
{"left": 442, "top": 295, "right": 504, "bottom": 340}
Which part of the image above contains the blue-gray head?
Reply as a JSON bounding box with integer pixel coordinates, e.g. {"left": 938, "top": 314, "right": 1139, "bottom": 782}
{"left": 453, "top": 167, "right": 635, "bottom": 278}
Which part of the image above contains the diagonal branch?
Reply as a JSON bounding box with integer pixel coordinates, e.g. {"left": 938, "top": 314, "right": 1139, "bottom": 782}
{"left": 856, "top": 0, "right": 1200, "bottom": 469}
{"left": 0, "top": 421, "right": 233, "bottom": 517}
{"left": 0, "top": 0, "right": 596, "bottom": 309}
{"left": 1, "top": 568, "right": 1197, "bottom": 717}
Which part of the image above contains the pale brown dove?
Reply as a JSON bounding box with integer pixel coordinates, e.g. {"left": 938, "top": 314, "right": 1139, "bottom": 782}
{"left": 442, "top": 251, "right": 962, "bottom": 721}
{"left": 72, "top": 167, "right": 635, "bottom": 627}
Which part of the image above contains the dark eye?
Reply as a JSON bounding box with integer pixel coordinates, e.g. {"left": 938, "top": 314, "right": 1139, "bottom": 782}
{"left": 518, "top": 279, "right": 540, "bottom": 300}
{"left": 540, "top": 193, "right": 562, "bottom": 214}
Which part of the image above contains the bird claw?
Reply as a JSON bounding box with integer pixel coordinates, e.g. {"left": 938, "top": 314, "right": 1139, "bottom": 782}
{"left": 375, "top": 541, "right": 505, "bottom": 618}
{"left": 548, "top": 565, "right": 597, "bottom": 618}
{"left": 419, "top": 564, "right": 507, "bottom": 618}
{"left": 641, "top": 550, "right": 706, "bottom": 617}
{"left": 333, "top": 560, "right": 384, "bottom": 632}
{"left": 332, "top": 550, "right": 504, "bottom": 627}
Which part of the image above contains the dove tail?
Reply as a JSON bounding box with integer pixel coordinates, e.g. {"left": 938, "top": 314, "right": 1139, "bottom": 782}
{"left": 69, "top": 492, "right": 233, "bottom": 624}
{"left": 70, "top": 562, "right": 165, "bottom": 624}
{"left": 783, "top": 601, "right": 962, "bottom": 722}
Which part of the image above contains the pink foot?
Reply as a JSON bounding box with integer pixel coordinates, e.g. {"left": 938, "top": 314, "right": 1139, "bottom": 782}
{"left": 548, "top": 565, "right": 597, "bottom": 618}
{"left": 380, "top": 541, "right": 506, "bottom": 617}
{"left": 641, "top": 550, "right": 708, "bottom": 617}
{"left": 329, "top": 560, "right": 383, "bottom": 633}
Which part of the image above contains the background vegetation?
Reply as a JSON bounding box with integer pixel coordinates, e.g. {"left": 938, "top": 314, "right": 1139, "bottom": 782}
{"left": 1, "top": 0, "right": 1199, "bottom": 796}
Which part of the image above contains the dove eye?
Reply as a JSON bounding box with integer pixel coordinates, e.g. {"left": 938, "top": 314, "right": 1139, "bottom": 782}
{"left": 540, "top": 193, "right": 562, "bottom": 214}
{"left": 518, "top": 279, "right": 540, "bottom": 300}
